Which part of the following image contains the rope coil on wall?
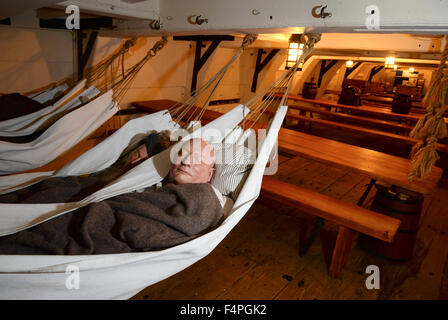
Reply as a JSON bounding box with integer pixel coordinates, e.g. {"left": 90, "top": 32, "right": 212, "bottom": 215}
{"left": 408, "top": 35, "right": 448, "bottom": 181}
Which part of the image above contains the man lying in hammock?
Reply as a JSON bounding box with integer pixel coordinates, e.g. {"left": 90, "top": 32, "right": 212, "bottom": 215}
{"left": 0, "top": 138, "right": 226, "bottom": 255}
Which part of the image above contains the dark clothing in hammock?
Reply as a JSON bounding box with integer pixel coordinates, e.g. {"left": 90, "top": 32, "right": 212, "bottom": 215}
{"left": 0, "top": 93, "right": 45, "bottom": 121}
{"left": 0, "top": 179, "right": 224, "bottom": 255}
{"left": 90, "top": 132, "right": 166, "bottom": 183}
{"left": 0, "top": 133, "right": 165, "bottom": 204}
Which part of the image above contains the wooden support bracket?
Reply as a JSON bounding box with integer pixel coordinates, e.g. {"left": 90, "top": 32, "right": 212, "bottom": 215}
{"left": 76, "top": 30, "right": 98, "bottom": 81}
{"left": 173, "top": 35, "right": 235, "bottom": 95}
{"left": 343, "top": 61, "right": 362, "bottom": 80}
{"left": 368, "top": 65, "right": 384, "bottom": 83}
{"left": 317, "top": 59, "right": 338, "bottom": 88}
{"left": 251, "top": 48, "right": 280, "bottom": 92}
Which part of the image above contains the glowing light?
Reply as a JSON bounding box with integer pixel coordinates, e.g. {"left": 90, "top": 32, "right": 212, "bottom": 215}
{"left": 346, "top": 60, "right": 354, "bottom": 68}
{"left": 385, "top": 57, "right": 395, "bottom": 69}
{"left": 286, "top": 34, "right": 304, "bottom": 70}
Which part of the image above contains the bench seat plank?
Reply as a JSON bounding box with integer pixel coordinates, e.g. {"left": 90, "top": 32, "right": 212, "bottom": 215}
{"left": 261, "top": 175, "right": 400, "bottom": 243}
{"left": 280, "top": 93, "right": 448, "bottom": 124}
{"left": 282, "top": 104, "right": 414, "bottom": 133}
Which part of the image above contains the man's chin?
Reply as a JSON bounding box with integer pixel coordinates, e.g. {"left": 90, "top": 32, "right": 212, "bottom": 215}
{"left": 173, "top": 174, "right": 191, "bottom": 184}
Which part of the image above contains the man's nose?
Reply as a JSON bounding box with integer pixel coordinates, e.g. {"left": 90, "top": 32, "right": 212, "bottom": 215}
{"left": 180, "top": 156, "right": 191, "bottom": 165}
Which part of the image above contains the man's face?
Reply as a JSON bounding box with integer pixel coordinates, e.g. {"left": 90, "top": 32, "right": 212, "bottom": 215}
{"left": 171, "top": 139, "right": 215, "bottom": 184}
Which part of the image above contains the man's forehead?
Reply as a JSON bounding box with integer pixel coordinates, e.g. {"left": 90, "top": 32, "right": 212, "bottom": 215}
{"left": 182, "top": 139, "right": 209, "bottom": 151}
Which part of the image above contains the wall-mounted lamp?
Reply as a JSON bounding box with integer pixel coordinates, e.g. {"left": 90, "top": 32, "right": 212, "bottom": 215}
{"left": 393, "top": 65, "right": 398, "bottom": 71}
{"left": 285, "top": 34, "right": 304, "bottom": 70}
{"left": 384, "top": 57, "right": 395, "bottom": 69}
{"left": 409, "top": 67, "right": 415, "bottom": 73}
{"left": 346, "top": 60, "right": 354, "bottom": 68}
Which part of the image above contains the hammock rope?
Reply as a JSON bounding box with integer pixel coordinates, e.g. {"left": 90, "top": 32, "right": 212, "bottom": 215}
{"left": 84, "top": 38, "right": 137, "bottom": 89}
{"left": 408, "top": 35, "right": 448, "bottom": 181}
{"left": 82, "top": 36, "right": 168, "bottom": 102}
{"left": 243, "top": 33, "right": 321, "bottom": 130}
{"left": 167, "top": 34, "right": 258, "bottom": 127}
{"left": 167, "top": 33, "right": 321, "bottom": 132}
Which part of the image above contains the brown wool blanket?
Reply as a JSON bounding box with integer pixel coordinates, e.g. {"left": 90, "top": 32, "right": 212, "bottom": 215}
{"left": 0, "top": 177, "right": 223, "bottom": 255}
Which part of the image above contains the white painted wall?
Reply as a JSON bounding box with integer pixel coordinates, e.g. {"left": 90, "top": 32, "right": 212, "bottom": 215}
{"left": 0, "top": 12, "right": 73, "bottom": 94}
{"left": 88, "top": 36, "right": 253, "bottom": 108}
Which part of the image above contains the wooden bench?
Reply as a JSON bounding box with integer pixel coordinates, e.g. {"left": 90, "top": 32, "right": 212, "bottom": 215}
{"left": 260, "top": 175, "right": 401, "bottom": 277}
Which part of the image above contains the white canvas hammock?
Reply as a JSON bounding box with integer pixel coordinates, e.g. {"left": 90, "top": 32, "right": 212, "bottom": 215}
{"left": 0, "top": 80, "right": 87, "bottom": 133}
{"left": 28, "top": 82, "right": 69, "bottom": 104}
{"left": 0, "top": 33, "right": 320, "bottom": 300}
{"left": 0, "top": 89, "right": 118, "bottom": 174}
{"left": 0, "top": 105, "right": 287, "bottom": 299}
{"left": 0, "top": 37, "right": 170, "bottom": 175}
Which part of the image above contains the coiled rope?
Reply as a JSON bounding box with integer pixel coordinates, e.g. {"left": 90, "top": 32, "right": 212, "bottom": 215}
{"left": 408, "top": 35, "right": 448, "bottom": 181}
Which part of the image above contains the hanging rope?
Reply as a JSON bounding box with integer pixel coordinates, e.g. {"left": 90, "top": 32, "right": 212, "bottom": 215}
{"left": 82, "top": 36, "right": 168, "bottom": 102}
{"left": 242, "top": 33, "right": 321, "bottom": 129}
{"left": 408, "top": 36, "right": 448, "bottom": 181}
{"left": 84, "top": 38, "right": 137, "bottom": 89}
{"left": 112, "top": 36, "right": 168, "bottom": 102}
{"left": 167, "top": 34, "right": 258, "bottom": 128}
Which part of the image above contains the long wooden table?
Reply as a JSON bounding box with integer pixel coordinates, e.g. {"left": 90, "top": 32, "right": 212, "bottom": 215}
{"left": 133, "top": 99, "right": 443, "bottom": 195}
{"left": 279, "top": 93, "right": 448, "bottom": 124}
{"left": 362, "top": 94, "right": 424, "bottom": 109}
{"left": 277, "top": 128, "right": 442, "bottom": 195}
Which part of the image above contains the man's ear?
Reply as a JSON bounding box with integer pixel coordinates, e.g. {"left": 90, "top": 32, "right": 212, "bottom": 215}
{"left": 207, "top": 167, "right": 215, "bottom": 181}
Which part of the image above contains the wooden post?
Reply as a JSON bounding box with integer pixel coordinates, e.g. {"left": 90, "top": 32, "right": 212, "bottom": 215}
{"left": 328, "top": 226, "right": 357, "bottom": 277}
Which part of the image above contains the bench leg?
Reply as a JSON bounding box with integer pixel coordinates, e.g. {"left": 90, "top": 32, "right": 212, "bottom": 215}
{"left": 328, "top": 226, "right": 357, "bottom": 278}
{"left": 297, "top": 110, "right": 307, "bottom": 129}
{"left": 357, "top": 178, "right": 376, "bottom": 207}
{"left": 299, "top": 217, "right": 325, "bottom": 257}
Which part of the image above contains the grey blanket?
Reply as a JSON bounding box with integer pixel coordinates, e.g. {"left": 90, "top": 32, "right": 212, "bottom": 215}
{"left": 0, "top": 177, "right": 224, "bottom": 255}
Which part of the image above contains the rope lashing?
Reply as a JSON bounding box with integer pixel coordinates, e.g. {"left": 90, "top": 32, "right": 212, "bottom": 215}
{"left": 111, "top": 36, "right": 168, "bottom": 101}
{"left": 84, "top": 38, "right": 137, "bottom": 88}
{"left": 408, "top": 35, "right": 448, "bottom": 181}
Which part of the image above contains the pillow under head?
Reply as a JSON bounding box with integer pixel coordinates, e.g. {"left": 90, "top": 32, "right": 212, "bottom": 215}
{"left": 210, "top": 142, "right": 256, "bottom": 200}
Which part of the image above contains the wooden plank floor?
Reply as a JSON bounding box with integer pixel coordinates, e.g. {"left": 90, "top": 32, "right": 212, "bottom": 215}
{"left": 131, "top": 126, "right": 448, "bottom": 300}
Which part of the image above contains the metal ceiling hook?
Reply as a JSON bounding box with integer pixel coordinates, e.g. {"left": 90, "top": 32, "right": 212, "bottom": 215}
{"left": 195, "top": 15, "right": 208, "bottom": 25}
{"left": 312, "top": 5, "right": 332, "bottom": 19}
